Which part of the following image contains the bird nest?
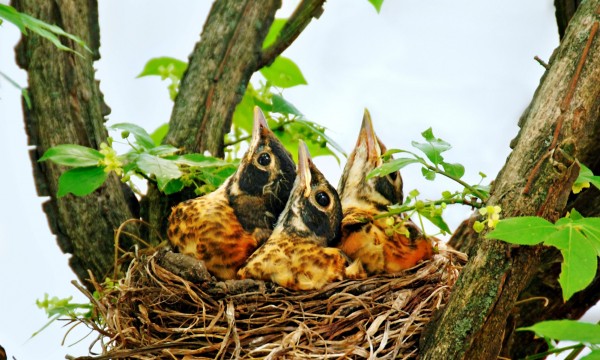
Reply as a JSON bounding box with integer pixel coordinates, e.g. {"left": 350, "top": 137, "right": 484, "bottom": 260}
{"left": 73, "top": 245, "right": 466, "bottom": 360}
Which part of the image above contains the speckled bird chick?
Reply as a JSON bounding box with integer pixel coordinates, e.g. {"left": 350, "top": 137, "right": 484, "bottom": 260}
{"left": 335, "top": 109, "right": 434, "bottom": 275}
{"left": 238, "top": 140, "right": 365, "bottom": 291}
{"left": 167, "top": 107, "right": 296, "bottom": 280}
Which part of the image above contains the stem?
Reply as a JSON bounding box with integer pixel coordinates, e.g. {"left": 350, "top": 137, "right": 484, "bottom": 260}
{"left": 563, "top": 344, "right": 585, "bottom": 360}
{"left": 426, "top": 163, "right": 489, "bottom": 201}
{"left": 258, "top": 0, "right": 326, "bottom": 68}
{"left": 374, "top": 197, "right": 482, "bottom": 220}
{"left": 522, "top": 344, "right": 583, "bottom": 360}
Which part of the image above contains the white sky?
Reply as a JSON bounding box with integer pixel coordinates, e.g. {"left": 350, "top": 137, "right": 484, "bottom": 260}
{"left": 0, "top": 0, "right": 584, "bottom": 358}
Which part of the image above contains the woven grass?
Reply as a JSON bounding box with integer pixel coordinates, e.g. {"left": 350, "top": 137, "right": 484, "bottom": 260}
{"left": 73, "top": 245, "right": 466, "bottom": 360}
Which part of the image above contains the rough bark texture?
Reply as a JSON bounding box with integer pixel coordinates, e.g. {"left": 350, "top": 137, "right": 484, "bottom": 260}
{"left": 164, "top": 0, "right": 281, "bottom": 157}
{"left": 13, "top": 0, "right": 139, "bottom": 287}
{"left": 420, "top": 1, "right": 600, "bottom": 358}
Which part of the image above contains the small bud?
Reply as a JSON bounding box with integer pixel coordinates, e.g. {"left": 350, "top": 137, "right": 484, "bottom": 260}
{"left": 473, "top": 221, "right": 485, "bottom": 233}
{"left": 121, "top": 130, "right": 130, "bottom": 139}
{"left": 385, "top": 217, "right": 395, "bottom": 227}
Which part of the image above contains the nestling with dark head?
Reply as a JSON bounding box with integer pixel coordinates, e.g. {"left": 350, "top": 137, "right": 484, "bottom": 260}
{"left": 167, "top": 107, "right": 296, "bottom": 280}
{"left": 335, "top": 109, "right": 434, "bottom": 275}
{"left": 238, "top": 140, "right": 365, "bottom": 290}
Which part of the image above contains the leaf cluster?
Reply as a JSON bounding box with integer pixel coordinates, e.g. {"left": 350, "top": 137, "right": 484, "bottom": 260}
{"left": 39, "top": 124, "right": 237, "bottom": 197}
{"left": 368, "top": 128, "right": 490, "bottom": 236}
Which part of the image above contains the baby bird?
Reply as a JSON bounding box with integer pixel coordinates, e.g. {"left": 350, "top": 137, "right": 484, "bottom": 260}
{"left": 238, "top": 140, "right": 365, "bottom": 291}
{"left": 167, "top": 107, "right": 296, "bottom": 280}
{"left": 335, "top": 109, "right": 434, "bottom": 275}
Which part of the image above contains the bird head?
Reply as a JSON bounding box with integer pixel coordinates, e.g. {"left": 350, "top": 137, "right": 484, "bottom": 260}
{"left": 338, "top": 109, "right": 403, "bottom": 212}
{"left": 227, "top": 107, "right": 296, "bottom": 230}
{"left": 276, "top": 140, "right": 343, "bottom": 246}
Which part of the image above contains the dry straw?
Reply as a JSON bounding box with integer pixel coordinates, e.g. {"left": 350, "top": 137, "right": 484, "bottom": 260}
{"left": 72, "top": 245, "right": 466, "bottom": 360}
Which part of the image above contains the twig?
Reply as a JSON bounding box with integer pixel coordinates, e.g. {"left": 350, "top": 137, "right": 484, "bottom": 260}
{"left": 533, "top": 56, "right": 549, "bottom": 70}
{"left": 561, "top": 21, "right": 598, "bottom": 111}
{"left": 374, "top": 197, "right": 482, "bottom": 220}
{"left": 258, "top": 0, "right": 326, "bottom": 68}
{"left": 112, "top": 219, "right": 161, "bottom": 280}
{"left": 425, "top": 164, "right": 489, "bottom": 201}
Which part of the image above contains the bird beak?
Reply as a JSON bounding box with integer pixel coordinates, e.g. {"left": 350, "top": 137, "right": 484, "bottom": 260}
{"left": 297, "top": 140, "right": 312, "bottom": 198}
{"left": 248, "top": 106, "right": 272, "bottom": 158}
{"left": 357, "top": 109, "right": 381, "bottom": 163}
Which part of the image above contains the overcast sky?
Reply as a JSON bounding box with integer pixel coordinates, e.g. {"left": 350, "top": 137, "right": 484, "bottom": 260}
{"left": 0, "top": 0, "right": 575, "bottom": 358}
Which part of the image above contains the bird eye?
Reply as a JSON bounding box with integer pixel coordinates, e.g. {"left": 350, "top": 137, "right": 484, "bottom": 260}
{"left": 315, "top": 191, "right": 330, "bottom": 207}
{"left": 258, "top": 152, "right": 271, "bottom": 166}
{"left": 388, "top": 171, "right": 398, "bottom": 181}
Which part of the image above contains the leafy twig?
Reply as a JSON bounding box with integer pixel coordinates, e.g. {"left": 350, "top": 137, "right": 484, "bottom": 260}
{"left": 425, "top": 163, "right": 489, "bottom": 201}
{"left": 374, "top": 197, "right": 482, "bottom": 220}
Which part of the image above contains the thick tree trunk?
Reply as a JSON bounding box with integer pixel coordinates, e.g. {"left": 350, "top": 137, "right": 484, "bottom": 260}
{"left": 13, "top": 0, "right": 139, "bottom": 287}
{"left": 420, "top": 1, "right": 600, "bottom": 358}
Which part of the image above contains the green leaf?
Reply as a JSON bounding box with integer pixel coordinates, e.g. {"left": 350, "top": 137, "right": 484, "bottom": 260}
{"left": 199, "top": 166, "right": 237, "bottom": 188}
{"left": 0, "top": 5, "right": 91, "bottom": 56}
{"left": 519, "top": 320, "right": 600, "bottom": 344}
{"left": 137, "top": 56, "right": 187, "bottom": 80}
{"left": 544, "top": 226, "right": 598, "bottom": 300}
{"left": 111, "top": 123, "right": 156, "bottom": 150}
{"left": 170, "top": 153, "right": 233, "bottom": 168}
{"left": 136, "top": 154, "right": 182, "bottom": 190}
{"left": 263, "top": 18, "right": 287, "bottom": 49}
{"left": 272, "top": 94, "right": 302, "bottom": 116}
{"left": 148, "top": 145, "right": 180, "bottom": 156}
{"left": 367, "top": 158, "right": 421, "bottom": 179}
{"left": 274, "top": 122, "right": 340, "bottom": 164}
{"left": 232, "top": 87, "right": 256, "bottom": 134}
{"left": 418, "top": 210, "right": 452, "bottom": 235}
{"left": 441, "top": 161, "right": 465, "bottom": 179}
{"left": 574, "top": 163, "right": 600, "bottom": 193}
{"left": 39, "top": 144, "right": 104, "bottom": 167}
{"left": 260, "top": 56, "right": 307, "bottom": 88}
{"left": 421, "top": 167, "right": 436, "bottom": 181}
{"left": 163, "top": 179, "right": 185, "bottom": 195}
{"left": 575, "top": 217, "right": 600, "bottom": 256}
{"left": 295, "top": 119, "right": 347, "bottom": 158}
{"left": 150, "top": 123, "right": 169, "bottom": 146}
{"left": 411, "top": 128, "right": 451, "bottom": 165}
{"left": 0, "top": 4, "right": 26, "bottom": 33}
{"left": 57, "top": 166, "right": 108, "bottom": 197}
{"left": 368, "top": 0, "right": 384, "bottom": 13}
{"left": 486, "top": 217, "right": 556, "bottom": 245}
{"left": 569, "top": 208, "right": 585, "bottom": 221}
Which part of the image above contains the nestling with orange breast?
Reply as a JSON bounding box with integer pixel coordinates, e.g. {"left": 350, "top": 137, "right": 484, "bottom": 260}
{"left": 335, "top": 110, "right": 435, "bottom": 275}
{"left": 167, "top": 107, "right": 296, "bottom": 280}
{"left": 238, "top": 140, "right": 365, "bottom": 290}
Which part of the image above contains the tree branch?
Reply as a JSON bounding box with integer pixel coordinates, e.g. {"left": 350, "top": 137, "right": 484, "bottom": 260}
{"left": 420, "top": 1, "right": 600, "bottom": 358}
{"left": 258, "top": 0, "right": 326, "bottom": 69}
{"left": 164, "top": 0, "right": 281, "bottom": 157}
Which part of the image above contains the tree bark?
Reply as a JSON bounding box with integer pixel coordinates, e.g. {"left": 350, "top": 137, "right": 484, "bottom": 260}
{"left": 420, "top": 1, "right": 600, "bottom": 358}
{"left": 13, "top": 0, "right": 139, "bottom": 288}
{"left": 164, "top": 0, "right": 282, "bottom": 157}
